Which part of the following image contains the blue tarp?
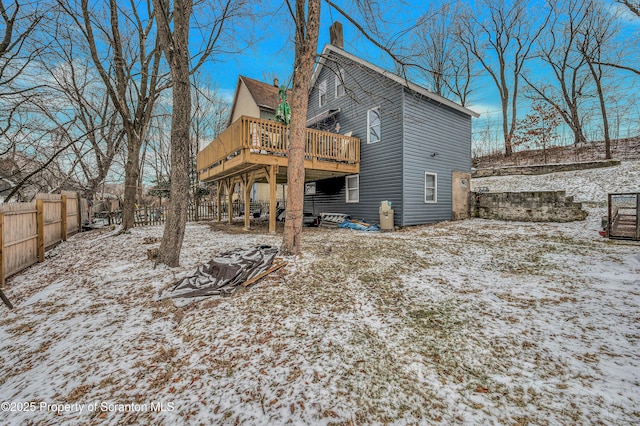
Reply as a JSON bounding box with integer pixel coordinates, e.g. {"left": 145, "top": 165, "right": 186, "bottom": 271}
{"left": 338, "top": 219, "right": 380, "bottom": 232}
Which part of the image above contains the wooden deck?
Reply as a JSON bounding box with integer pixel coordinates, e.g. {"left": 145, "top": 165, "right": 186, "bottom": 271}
{"left": 196, "top": 116, "right": 360, "bottom": 233}
{"left": 197, "top": 116, "right": 360, "bottom": 184}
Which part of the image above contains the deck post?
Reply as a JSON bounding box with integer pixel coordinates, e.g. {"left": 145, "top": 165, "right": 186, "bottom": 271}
{"left": 216, "top": 181, "right": 222, "bottom": 222}
{"left": 243, "top": 174, "right": 252, "bottom": 230}
{"left": 268, "top": 165, "right": 277, "bottom": 234}
{"left": 227, "top": 179, "right": 234, "bottom": 224}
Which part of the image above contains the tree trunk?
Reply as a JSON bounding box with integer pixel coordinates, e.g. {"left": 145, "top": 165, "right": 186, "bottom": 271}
{"left": 587, "top": 61, "right": 611, "bottom": 159}
{"left": 567, "top": 101, "right": 587, "bottom": 146}
{"left": 155, "top": 0, "right": 192, "bottom": 267}
{"left": 501, "top": 97, "right": 513, "bottom": 156}
{"left": 121, "top": 127, "right": 141, "bottom": 230}
{"left": 282, "top": 0, "right": 321, "bottom": 256}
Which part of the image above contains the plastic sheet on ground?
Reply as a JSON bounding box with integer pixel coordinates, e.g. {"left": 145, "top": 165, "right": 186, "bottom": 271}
{"left": 338, "top": 219, "right": 380, "bottom": 232}
{"left": 162, "top": 245, "right": 278, "bottom": 303}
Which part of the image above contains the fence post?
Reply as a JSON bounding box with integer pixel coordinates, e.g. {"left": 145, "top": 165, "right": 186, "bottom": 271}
{"left": 61, "top": 195, "right": 68, "bottom": 241}
{"left": 607, "top": 193, "right": 611, "bottom": 237}
{"left": 0, "top": 212, "right": 12, "bottom": 308}
{"left": 0, "top": 212, "right": 4, "bottom": 288}
{"left": 636, "top": 193, "right": 640, "bottom": 240}
{"left": 77, "top": 194, "right": 82, "bottom": 232}
{"left": 36, "top": 199, "right": 45, "bottom": 262}
{"left": 195, "top": 197, "right": 200, "bottom": 222}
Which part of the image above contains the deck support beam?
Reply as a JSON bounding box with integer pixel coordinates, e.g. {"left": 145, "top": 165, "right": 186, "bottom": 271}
{"left": 242, "top": 173, "right": 255, "bottom": 230}
{"left": 268, "top": 165, "right": 277, "bottom": 234}
{"left": 226, "top": 179, "right": 233, "bottom": 224}
{"left": 216, "top": 181, "right": 223, "bottom": 222}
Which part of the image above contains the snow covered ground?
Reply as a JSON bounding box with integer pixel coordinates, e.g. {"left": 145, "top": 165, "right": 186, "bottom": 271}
{"left": 0, "top": 162, "right": 639, "bottom": 425}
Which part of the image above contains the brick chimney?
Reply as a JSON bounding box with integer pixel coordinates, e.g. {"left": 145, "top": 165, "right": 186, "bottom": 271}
{"left": 330, "top": 21, "right": 343, "bottom": 49}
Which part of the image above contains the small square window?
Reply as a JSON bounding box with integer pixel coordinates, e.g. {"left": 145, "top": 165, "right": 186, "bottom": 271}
{"left": 335, "top": 68, "right": 345, "bottom": 98}
{"left": 367, "top": 107, "right": 380, "bottom": 144}
{"left": 425, "top": 172, "right": 437, "bottom": 203}
{"left": 319, "top": 80, "right": 327, "bottom": 107}
{"left": 305, "top": 182, "right": 316, "bottom": 195}
{"left": 346, "top": 174, "right": 359, "bottom": 203}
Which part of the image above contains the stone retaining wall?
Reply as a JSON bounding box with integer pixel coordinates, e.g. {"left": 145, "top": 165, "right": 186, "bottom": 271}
{"left": 472, "top": 159, "right": 620, "bottom": 178}
{"left": 473, "top": 136, "right": 639, "bottom": 169}
{"left": 470, "top": 191, "right": 588, "bottom": 222}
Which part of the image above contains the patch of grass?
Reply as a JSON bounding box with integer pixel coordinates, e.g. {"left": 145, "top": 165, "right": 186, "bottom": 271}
{"left": 151, "top": 346, "right": 178, "bottom": 364}
{"left": 64, "top": 384, "right": 94, "bottom": 402}
{"left": 7, "top": 322, "right": 36, "bottom": 335}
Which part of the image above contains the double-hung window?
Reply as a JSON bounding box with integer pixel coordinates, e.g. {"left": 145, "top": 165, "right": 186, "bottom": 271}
{"left": 424, "top": 172, "right": 437, "bottom": 203}
{"left": 346, "top": 175, "right": 359, "bottom": 203}
{"left": 335, "top": 68, "right": 345, "bottom": 98}
{"left": 319, "top": 80, "right": 327, "bottom": 107}
{"left": 367, "top": 107, "right": 381, "bottom": 144}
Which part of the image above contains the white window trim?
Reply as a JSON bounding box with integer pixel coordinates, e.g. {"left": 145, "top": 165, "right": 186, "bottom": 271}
{"left": 335, "top": 68, "right": 345, "bottom": 98}
{"left": 367, "top": 107, "right": 381, "bottom": 144}
{"left": 346, "top": 174, "right": 359, "bottom": 203}
{"left": 319, "top": 80, "right": 327, "bottom": 107}
{"left": 424, "top": 172, "right": 437, "bottom": 203}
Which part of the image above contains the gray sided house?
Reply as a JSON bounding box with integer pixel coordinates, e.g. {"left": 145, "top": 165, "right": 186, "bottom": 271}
{"left": 304, "top": 43, "right": 479, "bottom": 227}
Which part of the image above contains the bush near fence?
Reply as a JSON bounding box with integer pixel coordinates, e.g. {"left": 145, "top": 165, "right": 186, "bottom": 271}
{"left": 1, "top": 191, "right": 80, "bottom": 287}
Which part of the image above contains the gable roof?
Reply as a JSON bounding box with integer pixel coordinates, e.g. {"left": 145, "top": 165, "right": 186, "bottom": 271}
{"left": 311, "top": 44, "right": 480, "bottom": 118}
{"left": 240, "top": 75, "right": 281, "bottom": 111}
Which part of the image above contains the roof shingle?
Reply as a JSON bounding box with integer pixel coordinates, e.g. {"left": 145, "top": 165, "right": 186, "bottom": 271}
{"left": 240, "top": 76, "right": 281, "bottom": 111}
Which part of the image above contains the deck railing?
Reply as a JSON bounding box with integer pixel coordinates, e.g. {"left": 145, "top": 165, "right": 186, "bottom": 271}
{"left": 608, "top": 193, "right": 639, "bottom": 240}
{"left": 197, "top": 116, "right": 360, "bottom": 174}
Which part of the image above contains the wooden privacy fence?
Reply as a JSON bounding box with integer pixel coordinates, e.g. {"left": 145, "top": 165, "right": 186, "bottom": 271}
{"left": 0, "top": 191, "right": 81, "bottom": 287}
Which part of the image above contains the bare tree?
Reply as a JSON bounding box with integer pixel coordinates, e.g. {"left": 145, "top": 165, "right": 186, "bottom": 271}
{"left": 154, "top": 0, "right": 242, "bottom": 266}
{"left": 0, "top": 0, "right": 46, "bottom": 95}
{"left": 43, "top": 27, "right": 127, "bottom": 197}
{"left": 57, "top": 0, "right": 166, "bottom": 230}
{"left": 587, "top": 2, "right": 639, "bottom": 76}
{"left": 522, "top": 0, "right": 591, "bottom": 147}
{"left": 458, "top": 0, "right": 549, "bottom": 156}
{"left": 413, "top": 2, "right": 475, "bottom": 106}
{"left": 512, "top": 100, "right": 563, "bottom": 163}
{"left": 281, "top": 0, "right": 321, "bottom": 256}
{"left": 617, "top": 0, "right": 640, "bottom": 17}
{"left": 0, "top": 0, "right": 49, "bottom": 158}
{"left": 145, "top": 108, "right": 172, "bottom": 192}
{"left": 190, "top": 77, "right": 230, "bottom": 199}
{"left": 577, "top": 0, "right": 620, "bottom": 159}
{"left": 153, "top": 0, "right": 192, "bottom": 267}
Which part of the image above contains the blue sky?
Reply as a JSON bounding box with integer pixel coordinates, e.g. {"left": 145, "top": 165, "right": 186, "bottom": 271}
{"left": 205, "top": 1, "right": 437, "bottom": 103}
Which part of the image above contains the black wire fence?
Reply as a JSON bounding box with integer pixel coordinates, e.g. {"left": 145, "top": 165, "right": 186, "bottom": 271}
{"left": 93, "top": 201, "right": 284, "bottom": 227}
